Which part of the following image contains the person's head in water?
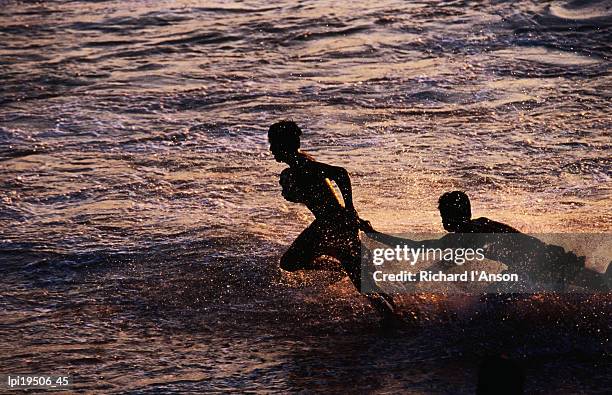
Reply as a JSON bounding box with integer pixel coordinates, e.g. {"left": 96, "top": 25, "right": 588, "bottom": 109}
{"left": 438, "top": 191, "right": 471, "bottom": 232}
{"left": 268, "top": 120, "right": 301, "bottom": 163}
{"left": 279, "top": 167, "right": 304, "bottom": 203}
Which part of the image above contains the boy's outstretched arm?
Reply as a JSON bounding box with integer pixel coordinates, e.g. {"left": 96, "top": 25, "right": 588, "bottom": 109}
{"left": 366, "top": 232, "right": 419, "bottom": 248}
{"left": 365, "top": 231, "right": 446, "bottom": 250}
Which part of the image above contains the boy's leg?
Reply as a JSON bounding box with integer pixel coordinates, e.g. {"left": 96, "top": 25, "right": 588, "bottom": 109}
{"left": 282, "top": 219, "right": 398, "bottom": 318}
{"left": 366, "top": 293, "right": 397, "bottom": 319}
{"left": 544, "top": 250, "right": 610, "bottom": 291}
{"left": 280, "top": 219, "right": 344, "bottom": 272}
{"left": 339, "top": 244, "right": 396, "bottom": 317}
{"left": 571, "top": 268, "right": 610, "bottom": 292}
{"left": 280, "top": 221, "right": 321, "bottom": 272}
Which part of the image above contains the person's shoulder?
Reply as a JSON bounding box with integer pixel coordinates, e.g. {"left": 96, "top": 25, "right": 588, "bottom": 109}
{"left": 298, "top": 151, "right": 316, "bottom": 162}
{"left": 301, "top": 154, "right": 345, "bottom": 174}
{"left": 471, "top": 217, "right": 521, "bottom": 233}
{"left": 295, "top": 152, "right": 318, "bottom": 171}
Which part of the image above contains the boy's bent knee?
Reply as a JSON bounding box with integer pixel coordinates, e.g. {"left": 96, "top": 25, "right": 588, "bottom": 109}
{"left": 280, "top": 254, "right": 303, "bottom": 272}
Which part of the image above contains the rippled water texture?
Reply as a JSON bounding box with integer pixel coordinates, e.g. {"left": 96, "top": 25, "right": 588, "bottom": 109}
{"left": 1, "top": 0, "right": 611, "bottom": 393}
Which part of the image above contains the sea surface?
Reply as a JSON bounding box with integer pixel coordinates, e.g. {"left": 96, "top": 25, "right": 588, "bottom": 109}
{"left": 1, "top": 0, "right": 611, "bottom": 393}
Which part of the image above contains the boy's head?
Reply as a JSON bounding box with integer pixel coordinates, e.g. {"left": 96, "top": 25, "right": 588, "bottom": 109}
{"left": 438, "top": 191, "right": 471, "bottom": 232}
{"left": 268, "top": 121, "right": 302, "bottom": 163}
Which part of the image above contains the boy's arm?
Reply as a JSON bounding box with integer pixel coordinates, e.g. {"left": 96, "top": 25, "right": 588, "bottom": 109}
{"left": 313, "top": 161, "right": 355, "bottom": 210}
{"left": 365, "top": 231, "right": 445, "bottom": 249}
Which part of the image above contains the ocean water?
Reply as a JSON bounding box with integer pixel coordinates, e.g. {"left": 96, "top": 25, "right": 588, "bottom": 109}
{"left": 0, "top": 0, "right": 611, "bottom": 392}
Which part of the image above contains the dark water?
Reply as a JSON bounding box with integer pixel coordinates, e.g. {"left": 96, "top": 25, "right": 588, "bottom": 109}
{"left": 1, "top": 0, "right": 611, "bottom": 393}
